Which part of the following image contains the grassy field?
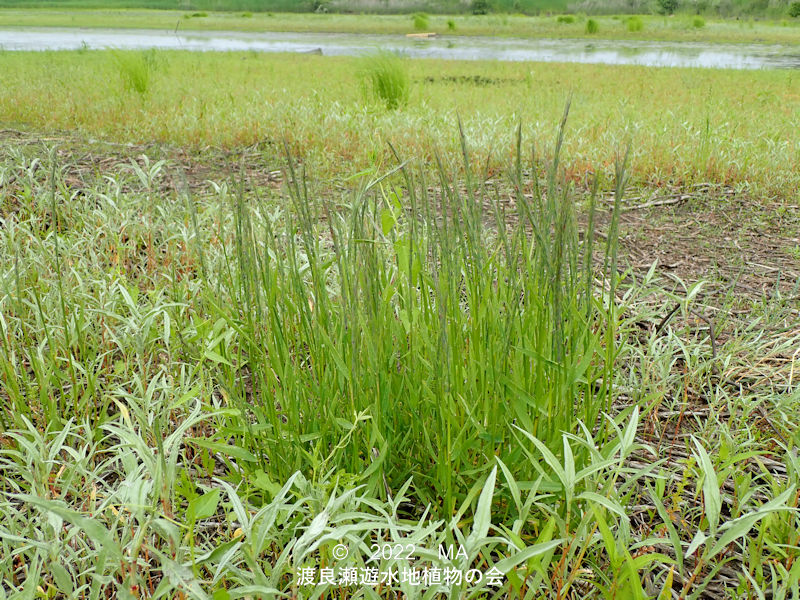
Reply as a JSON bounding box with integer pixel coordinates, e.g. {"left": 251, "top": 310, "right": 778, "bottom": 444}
{"left": 1, "top": 51, "right": 798, "bottom": 196}
{"left": 1, "top": 41, "right": 800, "bottom": 600}
{"left": 0, "top": 9, "right": 799, "bottom": 43}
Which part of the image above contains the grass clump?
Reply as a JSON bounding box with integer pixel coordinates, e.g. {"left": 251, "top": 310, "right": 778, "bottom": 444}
{"left": 447, "top": 17, "right": 456, "bottom": 30}
{"left": 111, "top": 49, "right": 158, "bottom": 96}
{"left": 413, "top": 12, "right": 429, "bottom": 30}
{"left": 626, "top": 15, "right": 644, "bottom": 31}
{"left": 209, "top": 114, "right": 623, "bottom": 512}
{"left": 585, "top": 17, "right": 599, "bottom": 32}
{"left": 693, "top": 15, "right": 706, "bottom": 27}
{"left": 556, "top": 13, "right": 575, "bottom": 22}
{"left": 360, "top": 50, "right": 410, "bottom": 110}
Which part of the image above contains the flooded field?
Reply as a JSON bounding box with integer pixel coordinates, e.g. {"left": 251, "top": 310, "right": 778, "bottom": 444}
{"left": 2, "top": 27, "right": 800, "bottom": 68}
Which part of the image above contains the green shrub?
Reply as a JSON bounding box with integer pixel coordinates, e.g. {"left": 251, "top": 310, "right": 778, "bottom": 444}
{"left": 557, "top": 14, "right": 576, "bottom": 23}
{"left": 585, "top": 18, "right": 599, "bottom": 32}
{"left": 413, "top": 12, "right": 430, "bottom": 30}
{"left": 626, "top": 16, "right": 644, "bottom": 31}
{"left": 447, "top": 18, "right": 456, "bottom": 30}
{"left": 789, "top": 1, "right": 800, "bottom": 17}
{"left": 240, "top": 11, "right": 252, "bottom": 17}
{"left": 360, "top": 51, "right": 410, "bottom": 110}
{"left": 692, "top": 15, "right": 706, "bottom": 27}
{"left": 472, "top": 0, "right": 490, "bottom": 15}
{"left": 657, "top": 0, "right": 679, "bottom": 14}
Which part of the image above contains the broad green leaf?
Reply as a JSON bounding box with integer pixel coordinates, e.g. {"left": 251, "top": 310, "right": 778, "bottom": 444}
{"left": 469, "top": 465, "right": 497, "bottom": 545}
{"left": 692, "top": 437, "right": 721, "bottom": 534}
{"left": 50, "top": 563, "right": 74, "bottom": 596}
{"left": 686, "top": 530, "right": 707, "bottom": 557}
{"left": 381, "top": 208, "right": 396, "bottom": 235}
{"left": 296, "top": 509, "right": 330, "bottom": 558}
{"left": 188, "top": 488, "right": 221, "bottom": 522}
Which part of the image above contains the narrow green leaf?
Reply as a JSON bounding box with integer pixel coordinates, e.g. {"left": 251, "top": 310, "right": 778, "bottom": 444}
{"left": 191, "top": 439, "right": 258, "bottom": 463}
{"left": 692, "top": 437, "right": 721, "bottom": 534}
{"left": 15, "top": 495, "right": 122, "bottom": 562}
{"left": 494, "top": 540, "right": 564, "bottom": 573}
{"left": 380, "top": 208, "right": 396, "bottom": 235}
{"left": 580, "top": 492, "right": 628, "bottom": 521}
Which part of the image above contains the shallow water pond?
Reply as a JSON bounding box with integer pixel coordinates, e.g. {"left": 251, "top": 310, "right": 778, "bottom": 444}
{"left": 2, "top": 28, "right": 799, "bottom": 69}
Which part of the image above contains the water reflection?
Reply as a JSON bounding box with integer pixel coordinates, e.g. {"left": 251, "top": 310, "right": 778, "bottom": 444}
{"left": 1, "top": 28, "right": 799, "bottom": 70}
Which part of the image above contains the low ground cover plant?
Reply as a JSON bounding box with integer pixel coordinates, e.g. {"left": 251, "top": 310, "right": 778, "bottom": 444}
{"left": 0, "top": 116, "right": 798, "bottom": 596}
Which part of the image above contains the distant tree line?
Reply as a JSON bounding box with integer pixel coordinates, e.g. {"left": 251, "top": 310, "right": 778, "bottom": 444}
{"left": 3, "top": 0, "right": 798, "bottom": 17}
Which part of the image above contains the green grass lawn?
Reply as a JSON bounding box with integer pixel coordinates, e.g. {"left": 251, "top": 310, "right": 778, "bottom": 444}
{"left": 1, "top": 44, "right": 799, "bottom": 599}
{"left": 1, "top": 8, "right": 799, "bottom": 44}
